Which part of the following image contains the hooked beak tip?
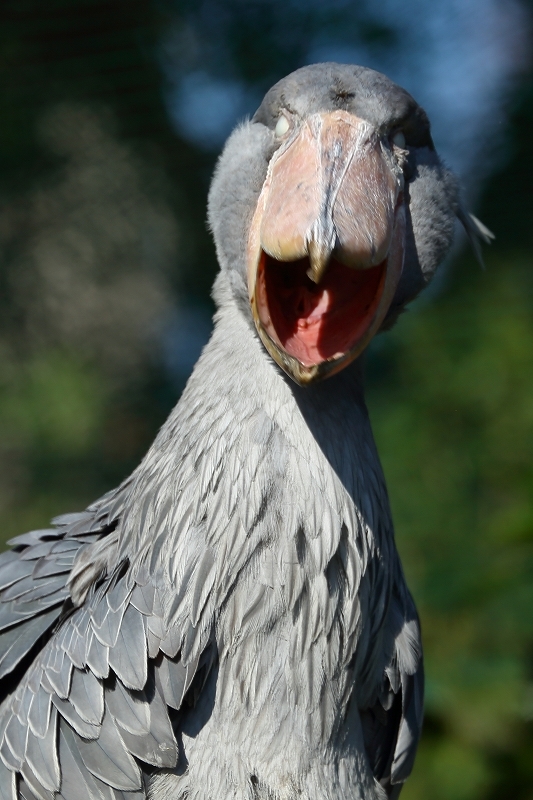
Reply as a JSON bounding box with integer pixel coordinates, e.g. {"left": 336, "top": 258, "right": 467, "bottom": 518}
{"left": 306, "top": 239, "right": 332, "bottom": 284}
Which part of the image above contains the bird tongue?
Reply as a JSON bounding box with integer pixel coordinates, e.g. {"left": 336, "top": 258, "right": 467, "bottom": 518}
{"left": 257, "top": 253, "right": 386, "bottom": 367}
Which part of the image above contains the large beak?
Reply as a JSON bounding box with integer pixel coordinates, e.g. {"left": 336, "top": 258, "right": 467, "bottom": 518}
{"left": 247, "top": 110, "right": 405, "bottom": 385}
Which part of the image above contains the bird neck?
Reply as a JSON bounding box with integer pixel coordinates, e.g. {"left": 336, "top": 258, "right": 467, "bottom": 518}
{"left": 119, "top": 279, "right": 394, "bottom": 575}
{"left": 117, "top": 291, "right": 398, "bottom": 716}
{"left": 175, "top": 291, "right": 388, "bottom": 519}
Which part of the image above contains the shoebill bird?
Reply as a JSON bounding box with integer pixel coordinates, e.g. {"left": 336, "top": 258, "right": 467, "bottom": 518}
{"left": 0, "top": 64, "right": 490, "bottom": 800}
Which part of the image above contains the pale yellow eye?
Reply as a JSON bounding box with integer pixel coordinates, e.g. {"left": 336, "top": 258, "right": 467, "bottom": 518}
{"left": 392, "top": 131, "right": 406, "bottom": 148}
{"left": 275, "top": 114, "right": 290, "bottom": 138}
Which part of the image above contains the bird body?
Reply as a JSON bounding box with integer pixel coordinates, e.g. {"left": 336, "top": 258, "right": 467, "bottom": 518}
{"left": 0, "top": 284, "right": 419, "bottom": 800}
{"left": 144, "top": 296, "right": 415, "bottom": 800}
{"left": 0, "top": 64, "right": 488, "bottom": 800}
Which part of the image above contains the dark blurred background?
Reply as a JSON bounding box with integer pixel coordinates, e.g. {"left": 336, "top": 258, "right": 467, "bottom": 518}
{"left": 1, "top": 1, "right": 533, "bottom": 797}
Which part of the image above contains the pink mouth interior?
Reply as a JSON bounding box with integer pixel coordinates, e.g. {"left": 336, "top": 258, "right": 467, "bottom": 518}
{"left": 256, "top": 253, "right": 386, "bottom": 367}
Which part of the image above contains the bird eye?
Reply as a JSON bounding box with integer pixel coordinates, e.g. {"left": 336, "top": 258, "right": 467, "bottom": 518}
{"left": 275, "top": 114, "right": 290, "bottom": 138}
{"left": 392, "top": 130, "right": 406, "bottom": 149}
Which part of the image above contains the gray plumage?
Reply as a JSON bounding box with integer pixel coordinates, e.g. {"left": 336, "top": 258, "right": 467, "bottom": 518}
{"left": 0, "top": 64, "right": 487, "bottom": 800}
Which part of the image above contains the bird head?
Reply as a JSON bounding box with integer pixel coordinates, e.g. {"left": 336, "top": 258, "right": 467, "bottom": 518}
{"left": 208, "top": 64, "right": 462, "bottom": 386}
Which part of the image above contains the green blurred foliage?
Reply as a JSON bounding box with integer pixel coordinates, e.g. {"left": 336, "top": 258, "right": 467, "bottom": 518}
{"left": 1, "top": 1, "right": 533, "bottom": 798}
{"left": 368, "top": 249, "right": 533, "bottom": 799}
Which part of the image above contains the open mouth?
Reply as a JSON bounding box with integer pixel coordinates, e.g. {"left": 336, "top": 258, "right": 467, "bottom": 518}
{"left": 256, "top": 252, "right": 387, "bottom": 368}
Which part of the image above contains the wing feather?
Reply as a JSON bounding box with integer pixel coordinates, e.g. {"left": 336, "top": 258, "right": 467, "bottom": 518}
{"left": 19, "top": 770, "right": 52, "bottom": 800}
{"left": 0, "top": 761, "right": 17, "bottom": 800}
{"left": 86, "top": 633, "right": 110, "bottom": 680}
{"left": 51, "top": 695, "right": 100, "bottom": 741}
{"left": 361, "top": 589, "right": 424, "bottom": 798}
{"left": 106, "top": 682, "right": 150, "bottom": 737}
{"left": 0, "top": 610, "right": 60, "bottom": 680}
{"left": 27, "top": 692, "right": 51, "bottom": 742}
{"left": 107, "top": 608, "right": 147, "bottom": 691}
{"left": 57, "top": 722, "right": 115, "bottom": 800}
{"left": 24, "top": 707, "right": 60, "bottom": 793}
{"left": 68, "top": 670, "right": 104, "bottom": 726}
{"left": 0, "top": 473, "right": 217, "bottom": 799}
{"left": 76, "top": 710, "right": 142, "bottom": 792}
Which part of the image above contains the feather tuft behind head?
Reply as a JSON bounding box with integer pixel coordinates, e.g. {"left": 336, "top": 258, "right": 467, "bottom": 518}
{"left": 457, "top": 205, "right": 495, "bottom": 269}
